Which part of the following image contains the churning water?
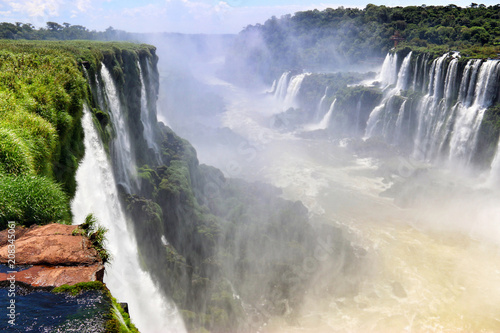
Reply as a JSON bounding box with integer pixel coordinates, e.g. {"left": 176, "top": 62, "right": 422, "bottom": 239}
{"left": 197, "top": 65, "right": 500, "bottom": 332}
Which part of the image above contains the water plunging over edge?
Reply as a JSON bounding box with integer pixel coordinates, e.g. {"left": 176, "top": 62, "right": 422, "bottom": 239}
{"left": 72, "top": 105, "right": 187, "bottom": 333}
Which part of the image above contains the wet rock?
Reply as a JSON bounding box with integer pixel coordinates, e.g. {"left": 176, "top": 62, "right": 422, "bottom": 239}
{"left": 0, "top": 224, "right": 100, "bottom": 265}
{"left": 0, "top": 264, "right": 104, "bottom": 287}
{"left": 0, "top": 223, "right": 104, "bottom": 288}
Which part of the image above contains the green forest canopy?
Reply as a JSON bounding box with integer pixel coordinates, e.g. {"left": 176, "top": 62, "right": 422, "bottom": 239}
{"left": 226, "top": 3, "right": 500, "bottom": 81}
{"left": 0, "top": 21, "right": 131, "bottom": 41}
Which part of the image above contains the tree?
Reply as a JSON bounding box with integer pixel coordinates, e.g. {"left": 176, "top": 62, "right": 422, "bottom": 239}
{"left": 46, "top": 22, "right": 62, "bottom": 31}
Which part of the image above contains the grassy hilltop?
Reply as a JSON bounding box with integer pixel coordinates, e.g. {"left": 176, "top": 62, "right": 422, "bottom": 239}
{"left": 0, "top": 40, "right": 155, "bottom": 228}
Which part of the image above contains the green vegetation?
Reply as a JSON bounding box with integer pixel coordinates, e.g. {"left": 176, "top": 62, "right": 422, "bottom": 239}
{"left": 0, "top": 39, "right": 157, "bottom": 331}
{"left": 474, "top": 104, "right": 500, "bottom": 166}
{"left": 0, "top": 40, "right": 156, "bottom": 228}
{"left": 0, "top": 41, "right": 87, "bottom": 227}
{"left": 0, "top": 22, "right": 131, "bottom": 41}
{"left": 300, "top": 72, "right": 374, "bottom": 110}
{"left": 0, "top": 175, "right": 71, "bottom": 228}
{"left": 227, "top": 4, "right": 500, "bottom": 82}
{"left": 125, "top": 124, "right": 348, "bottom": 332}
{"left": 107, "top": 298, "right": 140, "bottom": 333}
{"left": 332, "top": 85, "right": 383, "bottom": 135}
{"left": 73, "top": 214, "right": 111, "bottom": 263}
{"left": 53, "top": 281, "right": 139, "bottom": 333}
{"left": 53, "top": 281, "right": 106, "bottom": 296}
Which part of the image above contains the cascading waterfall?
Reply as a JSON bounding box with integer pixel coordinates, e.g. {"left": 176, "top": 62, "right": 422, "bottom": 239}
{"left": 72, "top": 105, "right": 187, "bottom": 333}
{"left": 428, "top": 57, "right": 459, "bottom": 158}
{"left": 412, "top": 53, "right": 420, "bottom": 90}
{"left": 365, "top": 52, "right": 412, "bottom": 138}
{"left": 268, "top": 79, "right": 277, "bottom": 94}
{"left": 138, "top": 61, "right": 160, "bottom": 160}
{"left": 412, "top": 54, "right": 457, "bottom": 160}
{"left": 394, "top": 99, "right": 407, "bottom": 142}
{"left": 275, "top": 71, "right": 291, "bottom": 100}
{"left": 100, "top": 64, "right": 138, "bottom": 193}
{"left": 334, "top": 51, "right": 500, "bottom": 182}
{"left": 315, "top": 86, "right": 329, "bottom": 121}
{"left": 448, "top": 60, "right": 500, "bottom": 164}
{"left": 306, "top": 98, "right": 336, "bottom": 131}
{"left": 396, "top": 51, "right": 412, "bottom": 91}
{"left": 378, "top": 53, "right": 398, "bottom": 87}
{"left": 282, "top": 73, "right": 309, "bottom": 109}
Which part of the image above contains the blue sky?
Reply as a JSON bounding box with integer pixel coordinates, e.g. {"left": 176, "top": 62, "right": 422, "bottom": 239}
{"left": 0, "top": 0, "right": 498, "bottom": 34}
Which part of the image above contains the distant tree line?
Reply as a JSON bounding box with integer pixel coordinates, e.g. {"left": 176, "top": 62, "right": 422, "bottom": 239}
{"left": 0, "top": 21, "right": 132, "bottom": 41}
{"left": 225, "top": 3, "right": 500, "bottom": 82}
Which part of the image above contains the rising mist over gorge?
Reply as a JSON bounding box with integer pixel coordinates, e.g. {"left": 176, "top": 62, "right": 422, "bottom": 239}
{"left": 136, "top": 4, "right": 500, "bottom": 332}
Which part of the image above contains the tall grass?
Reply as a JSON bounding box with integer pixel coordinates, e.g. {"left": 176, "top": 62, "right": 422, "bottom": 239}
{"left": 0, "top": 174, "right": 71, "bottom": 228}
{"left": 0, "top": 40, "right": 155, "bottom": 228}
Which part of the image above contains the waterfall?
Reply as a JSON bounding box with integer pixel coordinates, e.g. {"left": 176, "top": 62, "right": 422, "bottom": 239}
{"left": 365, "top": 52, "right": 412, "bottom": 138}
{"left": 412, "top": 53, "right": 450, "bottom": 160}
{"left": 72, "top": 106, "right": 187, "bottom": 333}
{"left": 394, "top": 99, "right": 407, "bottom": 142}
{"left": 315, "top": 86, "right": 329, "bottom": 121}
{"left": 425, "top": 57, "right": 459, "bottom": 159}
{"left": 275, "top": 71, "right": 291, "bottom": 100}
{"left": 270, "top": 50, "right": 499, "bottom": 184}
{"left": 396, "top": 51, "right": 412, "bottom": 91}
{"left": 138, "top": 61, "right": 160, "bottom": 161}
{"left": 282, "top": 73, "right": 309, "bottom": 109}
{"left": 100, "top": 64, "right": 137, "bottom": 193}
{"left": 448, "top": 60, "right": 500, "bottom": 164}
{"left": 268, "top": 79, "right": 277, "bottom": 94}
{"left": 306, "top": 98, "right": 336, "bottom": 131}
{"left": 412, "top": 54, "right": 420, "bottom": 90}
{"left": 362, "top": 52, "right": 500, "bottom": 170}
{"left": 443, "top": 58, "right": 459, "bottom": 105}
{"left": 378, "top": 53, "right": 398, "bottom": 87}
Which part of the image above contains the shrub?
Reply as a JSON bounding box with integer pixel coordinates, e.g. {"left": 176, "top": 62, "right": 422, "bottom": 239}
{"left": 76, "top": 214, "right": 111, "bottom": 263}
{"left": 0, "top": 174, "right": 71, "bottom": 228}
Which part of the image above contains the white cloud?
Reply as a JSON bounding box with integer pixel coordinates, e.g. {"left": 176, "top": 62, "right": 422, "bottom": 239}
{"left": 76, "top": 0, "right": 91, "bottom": 12}
{"left": 8, "top": 0, "right": 64, "bottom": 17}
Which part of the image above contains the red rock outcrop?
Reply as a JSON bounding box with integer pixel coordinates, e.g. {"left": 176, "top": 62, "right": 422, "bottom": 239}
{"left": 0, "top": 223, "right": 104, "bottom": 287}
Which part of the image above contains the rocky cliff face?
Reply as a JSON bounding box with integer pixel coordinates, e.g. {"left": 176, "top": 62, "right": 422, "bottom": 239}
{"left": 0, "top": 41, "right": 152, "bottom": 333}
{"left": 0, "top": 224, "right": 103, "bottom": 287}
{"left": 0, "top": 40, "right": 359, "bottom": 333}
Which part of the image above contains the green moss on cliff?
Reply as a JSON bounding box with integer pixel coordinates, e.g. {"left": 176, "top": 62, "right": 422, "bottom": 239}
{"left": 332, "top": 85, "right": 383, "bottom": 136}
{"left": 125, "top": 122, "right": 345, "bottom": 333}
{"left": 474, "top": 104, "right": 500, "bottom": 167}
{"left": 53, "top": 281, "right": 139, "bottom": 333}
{"left": 0, "top": 39, "right": 159, "bottom": 332}
{"left": 0, "top": 40, "right": 157, "bottom": 228}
